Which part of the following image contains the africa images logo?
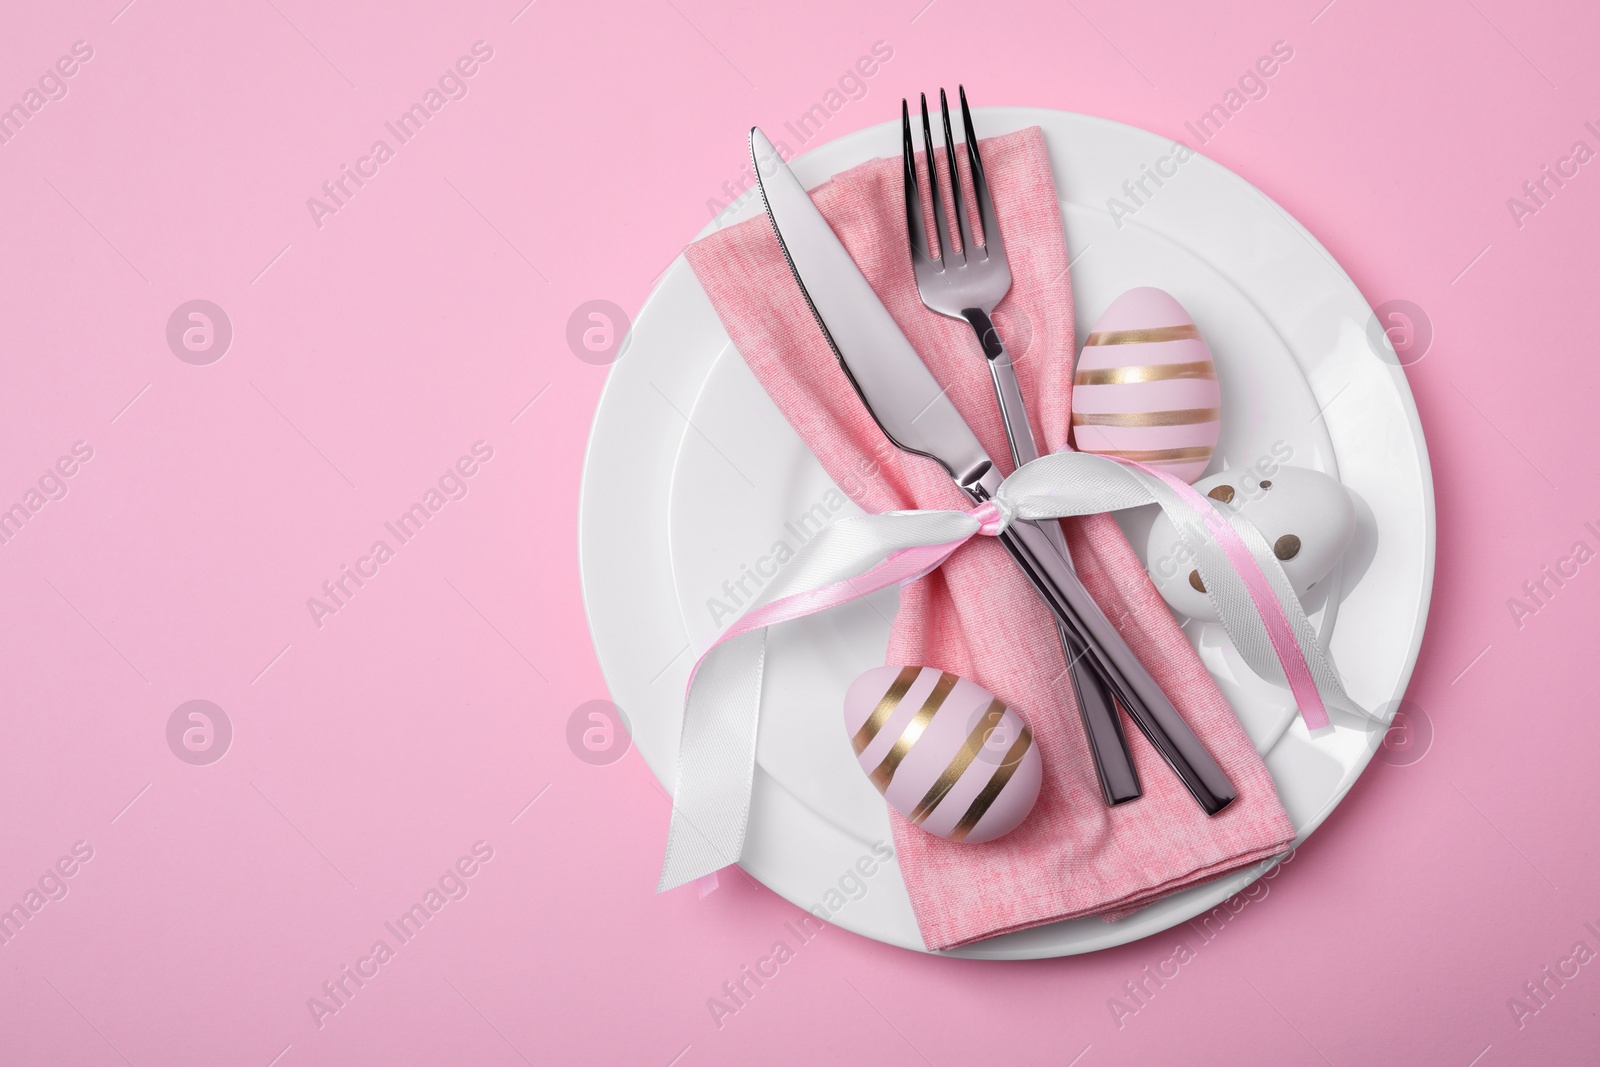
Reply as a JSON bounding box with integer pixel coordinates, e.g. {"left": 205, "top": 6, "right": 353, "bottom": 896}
{"left": 0, "top": 441, "right": 93, "bottom": 549}
{"left": 306, "top": 441, "right": 495, "bottom": 629}
{"left": 306, "top": 41, "right": 495, "bottom": 229}
{"left": 0, "top": 39, "right": 93, "bottom": 149}
{"left": 305, "top": 841, "right": 495, "bottom": 1029}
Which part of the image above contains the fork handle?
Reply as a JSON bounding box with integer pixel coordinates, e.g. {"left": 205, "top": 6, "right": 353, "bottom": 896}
{"left": 963, "top": 308, "right": 1236, "bottom": 815}
{"left": 968, "top": 478, "right": 1237, "bottom": 816}
{"left": 964, "top": 309, "right": 1032, "bottom": 447}
{"left": 1057, "top": 604, "right": 1143, "bottom": 806}
{"left": 965, "top": 307, "right": 1140, "bottom": 807}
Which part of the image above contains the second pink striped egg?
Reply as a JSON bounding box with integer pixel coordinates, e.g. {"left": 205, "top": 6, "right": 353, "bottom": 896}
{"left": 843, "top": 666, "right": 1041, "bottom": 843}
{"left": 1071, "top": 287, "right": 1222, "bottom": 484}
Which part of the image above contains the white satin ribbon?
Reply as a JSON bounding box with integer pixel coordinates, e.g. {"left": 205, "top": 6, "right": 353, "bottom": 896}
{"left": 657, "top": 451, "right": 1372, "bottom": 892}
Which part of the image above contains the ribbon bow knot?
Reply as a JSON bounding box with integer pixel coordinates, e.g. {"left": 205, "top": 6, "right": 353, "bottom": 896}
{"left": 655, "top": 450, "right": 1375, "bottom": 892}
{"left": 971, "top": 497, "right": 1016, "bottom": 536}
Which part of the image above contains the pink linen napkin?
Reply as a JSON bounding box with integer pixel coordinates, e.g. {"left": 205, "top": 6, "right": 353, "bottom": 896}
{"left": 685, "top": 126, "right": 1295, "bottom": 951}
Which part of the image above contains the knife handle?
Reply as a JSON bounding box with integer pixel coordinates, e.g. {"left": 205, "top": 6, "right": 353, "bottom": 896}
{"left": 967, "top": 479, "right": 1237, "bottom": 815}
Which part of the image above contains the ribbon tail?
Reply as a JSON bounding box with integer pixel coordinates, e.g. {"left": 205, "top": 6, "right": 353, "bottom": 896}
{"left": 656, "top": 508, "right": 982, "bottom": 892}
{"left": 1003, "top": 451, "right": 1374, "bottom": 730}
{"left": 1209, "top": 506, "right": 1377, "bottom": 725}
{"left": 1129, "top": 470, "right": 1332, "bottom": 731}
{"left": 657, "top": 628, "right": 766, "bottom": 893}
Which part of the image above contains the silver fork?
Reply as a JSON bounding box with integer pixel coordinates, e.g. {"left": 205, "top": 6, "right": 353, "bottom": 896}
{"left": 902, "top": 87, "right": 1141, "bottom": 807}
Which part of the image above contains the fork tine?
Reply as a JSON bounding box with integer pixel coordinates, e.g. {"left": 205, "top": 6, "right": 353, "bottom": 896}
{"left": 901, "top": 99, "right": 931, "bottom": 264}
{"left": 919, "top": 93, "right": 951, "bottom": 268}
{"left": 959, "top": 85, "right": 1004, "bottom": 262}
{"left": 939, "top": 88, "right": 974, "bottom": 262}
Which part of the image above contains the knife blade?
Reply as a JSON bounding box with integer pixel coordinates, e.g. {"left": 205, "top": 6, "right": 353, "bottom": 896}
{"left": 750, "top": 129, "right": 991, "bottom": 489}
{"left": 750, "top": 127, "right": 1236, "bottom": 815}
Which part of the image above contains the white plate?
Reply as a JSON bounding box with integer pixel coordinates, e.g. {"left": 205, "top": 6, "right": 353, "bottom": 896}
{"left": 579, "top": 109, "right": 1435, "bottom": 958}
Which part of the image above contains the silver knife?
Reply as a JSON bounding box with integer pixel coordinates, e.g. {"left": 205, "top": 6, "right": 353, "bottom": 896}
{"left": 750, "top": 127, "right": 1235, "bottom": 815}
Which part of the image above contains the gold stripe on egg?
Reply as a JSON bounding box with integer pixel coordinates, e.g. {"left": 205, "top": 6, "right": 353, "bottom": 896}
{"left": 948, "top": 727, "right": 1034, "bottom": 842}
{"left": 1073, "top": 360, "right": 1217, "bottom": 386}
{"left": 852, "top": 665, "right": 922, "bottom": 756}
{"left": 907, "top": 698, "right": 1006, "bottom": 825}
{"left": 1073, "top": 406, "right": 1221, "bottom": 428}
{"left": 1081, "top": 445, "right": 1215, "bottom": 464}
{"left": 868, "top": 671, "right": 958, "bottom": 794}
{"left": 1084, "top": 324, "right": 1200, "bottom": 346}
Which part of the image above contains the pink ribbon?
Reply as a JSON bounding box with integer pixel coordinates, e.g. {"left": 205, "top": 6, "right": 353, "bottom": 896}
{"left": 686, "top": 489, "right": 1325, "bottom": 729}
{"left": 682, "top": 504, "right": 1002, "bottom": 697}
{"left": 660, "top": 449, "right": 1356, "bottom": 891}
{"left": 1119, "top": 460, "right": 1329, "bottom": 730}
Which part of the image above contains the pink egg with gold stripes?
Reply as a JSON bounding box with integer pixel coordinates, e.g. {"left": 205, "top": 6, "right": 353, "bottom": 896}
{"left": 1072, "top": 287, "right": 1222, "bottom": 483}
{"left": 843, "top": 666, "right": 1042, "bottom": 843}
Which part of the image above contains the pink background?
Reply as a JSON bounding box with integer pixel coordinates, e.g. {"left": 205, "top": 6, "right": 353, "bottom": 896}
{"left": 0, "top": 0, "right": 1595, "bottom": 1063}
